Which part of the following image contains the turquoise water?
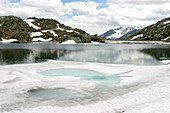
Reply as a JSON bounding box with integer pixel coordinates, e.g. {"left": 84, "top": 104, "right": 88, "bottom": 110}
{"left": 32, "top": 69, "right": 122, "bottom": 101}
{"left": 38, "top": 68, "right": 121, "bottom": 84}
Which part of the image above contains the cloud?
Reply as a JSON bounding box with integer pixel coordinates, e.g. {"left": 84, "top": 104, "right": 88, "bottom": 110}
{"left": 0, "top": 0, "right": 66, "bottom": 19}
{"left": 64, "top": 1, "right": 99, "bottom": 16}
{"left": 108, "top": 0, "right": 170, "bottom": 5}
{"left": 0, "top": 0, "right": 170, "bottom": 35}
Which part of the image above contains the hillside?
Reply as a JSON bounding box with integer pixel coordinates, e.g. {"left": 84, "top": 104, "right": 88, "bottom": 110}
{"left": 0, "top": 16, "right": 104, "bottom": 43}
{"left": 100, "top": 27, "right": 139, "bottom": 39}
{"left": 124, "top": 17, "right": 170, "bottom": 41}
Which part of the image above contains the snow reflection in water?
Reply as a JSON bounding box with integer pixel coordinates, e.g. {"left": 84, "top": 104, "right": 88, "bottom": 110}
{"left": 0, "top": 43, "right": 170, "bottom": 65}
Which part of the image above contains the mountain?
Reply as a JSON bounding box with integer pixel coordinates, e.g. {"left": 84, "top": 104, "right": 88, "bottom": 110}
{"left": 0, "top": 16, "right": 105, "bottom": 43}
{"left": 124, "top": 17, "right": 170, "bottom": 41}
{"left": 100, "top": 27, "right": 139, "bottom": 39}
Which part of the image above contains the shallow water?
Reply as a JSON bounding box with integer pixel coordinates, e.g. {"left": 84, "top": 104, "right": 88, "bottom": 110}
{"left": 30, "top": 68, "right": 122, "bottom": 102}
{"left": 30, "top": 88, "right": 86, "bottom": 101}
{"left": 38, "top": 68, "right": 121, "bottom": 84}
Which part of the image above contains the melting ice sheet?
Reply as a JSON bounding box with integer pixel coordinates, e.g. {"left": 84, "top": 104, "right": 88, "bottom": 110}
{"left": 30, "top": 88, "right": 86, "bottom": 101}
{"left": 38, "top": 68, "right": 121, "bottom": 84}
{"left": 0, "top": 60, "right": 170, "bottom": 113}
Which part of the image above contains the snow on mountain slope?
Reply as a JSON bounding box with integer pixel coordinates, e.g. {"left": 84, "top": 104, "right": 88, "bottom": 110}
{"left": 124, "top": 17, "right": 170, "bottom": 41}
{"left": 100, "top": 27, "right": 139, "bottom": 39}
{"left": 23, "top": 19, "right": 41, "bottom": 30}
{"left": 0, "top": 16, "right": 104, "bottom": 43}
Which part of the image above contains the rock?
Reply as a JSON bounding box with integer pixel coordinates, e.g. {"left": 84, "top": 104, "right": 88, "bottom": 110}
{"left": 67, "top": 37, "right": 82, "bottom": 43}
{"left": 91, "top": 35, "right": 105, "bottom": 43}
{"left": 80, "top": 34, "right": 91, "bottom": 43}
{"left": 0, "top": 16, "right": 105, "bottom": 43}
{"left": 124, "top": 17, "right": 170, "bottom": 41}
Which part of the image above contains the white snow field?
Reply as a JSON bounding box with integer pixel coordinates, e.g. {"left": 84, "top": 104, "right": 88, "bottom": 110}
{"left": 0, "top": 60, "right": 170, "bottom": 113}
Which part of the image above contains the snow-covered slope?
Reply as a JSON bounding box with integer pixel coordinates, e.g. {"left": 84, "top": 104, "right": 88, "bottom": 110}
{"left": 100, "top": 27, "right": 139, "bottom": 39}
{"left": 124, "top": 17, "right": 170, "bottom": 41}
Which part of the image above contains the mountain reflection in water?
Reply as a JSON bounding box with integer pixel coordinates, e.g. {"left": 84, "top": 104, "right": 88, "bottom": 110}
{"left": 0, "top": 43, "right": 170, "bottom": 65}
{"left": 0, "top": 49, "right": 73, "bottom": 65}
{"left": 140, "top": 48, "right": 170, "bottom": 60}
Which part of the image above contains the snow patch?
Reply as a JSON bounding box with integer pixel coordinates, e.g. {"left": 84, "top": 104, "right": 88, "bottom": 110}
{"left": 163, "top": 36, "right": 170, "bottom": 40}
{"left": 0, "top": 38, "right": 18, "bottom": 43}
{"left": 163, "top": 20, "right": 170, "bottom": 24}
{"left": 42, "top": 30, "right": 58, "bottom": 36}
{"left": 160, "top": 60, "right": 170, "bottom": 65}
{"left": 24, "top": 19, "right": 41, "bottom": 30}
{"left": 32, "top": 38, "right": 52, "bottom": 42}
{"left": 61, "top": 40, "right": 77, "bottom": 44}
{"left": 56, "top": 24, "right": 80, "bottom": 34}
{"left": 65, "top": 30, "right": 80, "bottom": 34}
{"left": 56, "top": 24, "right": 65, "bottom": 31}
{"left": 65, "top": 30, "right": 74, "bottom": 32}
{"left": 91, "top": 41, "right": 99, "bottom": 44}
{"left": 74, "top": 31, "right": 80, "bottom": 34}
{"left": 30, "top": 32, "right": 43, "bottom": 37}
{"left": 131, "top": 34, "right": 143, "bottom": 40}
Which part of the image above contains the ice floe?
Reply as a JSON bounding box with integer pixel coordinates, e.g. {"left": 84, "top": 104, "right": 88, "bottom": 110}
{"left": 0, "top": 60, "right": 170, "bottom": 113}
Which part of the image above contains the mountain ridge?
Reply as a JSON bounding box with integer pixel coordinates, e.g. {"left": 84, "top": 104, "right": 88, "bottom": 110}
{"left": 0, "top": 16, "right": 105, "bottom": 43}
{"left": 100, "top": 27, "right": 139, "bottom": 39}
{"left": 123, "top": 17, "right": 170, "bottom": 41}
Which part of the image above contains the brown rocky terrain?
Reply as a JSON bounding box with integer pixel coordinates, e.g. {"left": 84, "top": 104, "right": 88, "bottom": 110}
{"left": 0, "top": 16, "right": 105, "bottom": 43}
{"left": 123, "top": 17, "right": 170, "bottom": 41}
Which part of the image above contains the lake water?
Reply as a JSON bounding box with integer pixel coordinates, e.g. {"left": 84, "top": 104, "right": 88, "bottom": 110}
{"left": 0, "top": 42, "right": 170, "bottom": 65}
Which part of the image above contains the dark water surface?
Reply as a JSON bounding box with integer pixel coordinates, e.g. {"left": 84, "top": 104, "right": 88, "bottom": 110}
{"left": 0, "top": 42, "right": 170, "bottom": 65}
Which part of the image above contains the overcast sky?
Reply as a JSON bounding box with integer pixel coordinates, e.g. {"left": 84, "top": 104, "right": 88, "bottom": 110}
{"left": 0, "top": 0, "right": 170, "bottom": 35}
